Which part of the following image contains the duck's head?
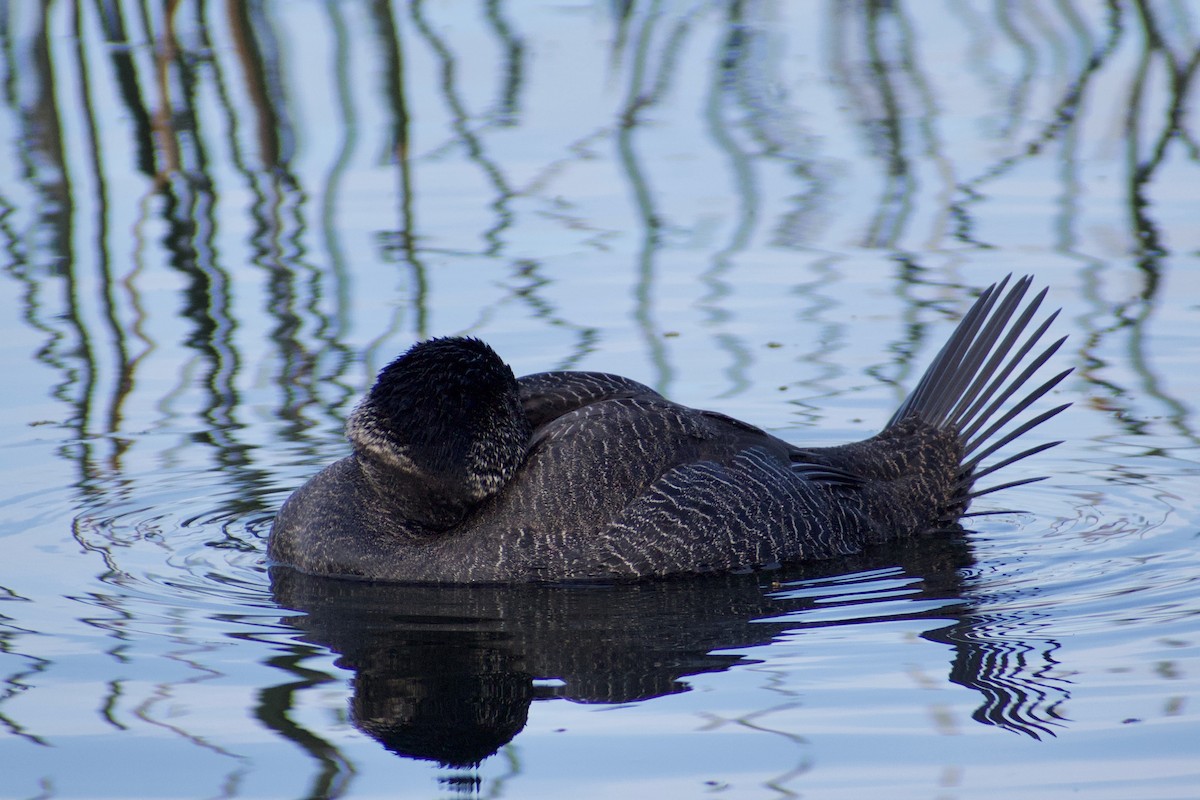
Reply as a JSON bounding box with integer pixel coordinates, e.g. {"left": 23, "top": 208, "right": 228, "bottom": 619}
{"left": 346, "top": 337, "right": 531, "bottom": 529}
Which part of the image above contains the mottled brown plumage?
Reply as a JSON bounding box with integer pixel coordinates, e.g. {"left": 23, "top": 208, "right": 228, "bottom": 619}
{"left": 269, "top": 276, "right": 1071, "bottom": 583}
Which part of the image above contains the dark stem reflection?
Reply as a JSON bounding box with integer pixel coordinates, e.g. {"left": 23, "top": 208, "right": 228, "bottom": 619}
{"left": 267, "top": 532, "right": 1069, "bottom": 778}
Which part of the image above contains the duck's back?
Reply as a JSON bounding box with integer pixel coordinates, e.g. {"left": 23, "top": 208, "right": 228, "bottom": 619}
{"left": 469, "top": 372, "right": 827, "bottom": 580}
{"left": 273, "top": 371, "right": 945, "bottom": 582}
{"left": 269, "top": 276, "right": 1070, "bottom": 584}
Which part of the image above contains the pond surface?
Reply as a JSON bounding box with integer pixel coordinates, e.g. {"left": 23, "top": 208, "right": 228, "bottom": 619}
{"left": 1, "top": 1, "right": 1199, "bottom": 798}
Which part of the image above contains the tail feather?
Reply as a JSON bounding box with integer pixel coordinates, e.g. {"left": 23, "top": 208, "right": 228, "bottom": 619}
{"left": 932, "top": 278, "right": 1032, "bottom": 427}
{"left": 961, "top": 474, "right": 1049, "bottom": 502}
{"left": 890, "top": 274, "right": 1072, "bottom": 509}
{"left": 960, "top": 508, "right": 1023, "bottom": 519}
{"left": 949, "top": 288, "right": 1051, "bottom": 429}
{"left": 890, "top": 275, "right": 1020, "bottom": 428}
{"left": 789, "top": 275, "right": 1069, "bottom": 535}
{"left": 955, "top": 311, "right": 1061, "bottom": 439}
{"left": 964, "top": 399, "right": 1071, "bottom": 467}
{"left": 962, "top": 439, "right": 1063, "bottom": 486}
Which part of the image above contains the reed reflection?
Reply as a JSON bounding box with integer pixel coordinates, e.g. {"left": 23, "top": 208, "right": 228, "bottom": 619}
{"left": 1, "top": 0, "right": 1194, "bottom": 484}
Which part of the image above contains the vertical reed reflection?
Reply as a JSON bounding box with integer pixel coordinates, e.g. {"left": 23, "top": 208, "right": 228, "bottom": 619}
{"left": 318, "top": 0, "right": 356, "bottom": 339}
{"left": 830, "top": 0, "right": 916, "bottom": 249}
{"left": 0, "top": 623, "right": 50, "bottom": 747}
{"left": 699, "top": 3, "right": 759, "bottom": 398}
{"left": 410, "top": 0, "right": 515, "bottom": 256}
{"left": 73, "top": 1, "right": 146, "bottom": 495}
{"left": 483, "top": 0, "right": 524, "bottom": 126}
{"left": 3, "top": 0, "right": 1184, "bottom": 466}
{"left": 1125, "top": 0, "right": 1198, "bottom": 271}
{"left": 91, "top": 1, "right": 157, "bottom": 176}
{"left": 257, "top": 649, "right": 356, "bottom": 799}
{"left": 370, "top": 0, "right": 428, "bottom": 343}
{"left": 612, "top": 1, "right": 705, "bottom": 392}
{"left": 228, "top": 2, "right": 294, "bottom": 172}
{"left": 950, "top": 1, "right": 1121, "bottom": 248}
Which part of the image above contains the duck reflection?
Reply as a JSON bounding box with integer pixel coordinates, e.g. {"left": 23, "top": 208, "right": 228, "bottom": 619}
{"left": 268, "top": 532, "right": 1067, "bottom": 769}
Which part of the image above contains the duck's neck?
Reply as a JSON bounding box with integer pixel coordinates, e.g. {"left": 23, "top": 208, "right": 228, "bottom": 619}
{"left": 345, "top": 391, "right": 530, "bottom": 532}
{"left": 353, "top": 452, "right": 481, "bottom": 533}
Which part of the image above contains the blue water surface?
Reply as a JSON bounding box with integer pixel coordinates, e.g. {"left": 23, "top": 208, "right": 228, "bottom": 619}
{"left": 1, "top": 2, "right": 1198, "bottom": 798}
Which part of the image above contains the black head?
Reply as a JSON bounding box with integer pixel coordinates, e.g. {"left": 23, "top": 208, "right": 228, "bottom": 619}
{"left": 346, "top": 337, "right": 531, "bottom": 527}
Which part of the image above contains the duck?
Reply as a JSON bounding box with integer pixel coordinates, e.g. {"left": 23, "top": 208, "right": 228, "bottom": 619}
{"left": 269, "top": 275, "right": 1071, "bottom": 583}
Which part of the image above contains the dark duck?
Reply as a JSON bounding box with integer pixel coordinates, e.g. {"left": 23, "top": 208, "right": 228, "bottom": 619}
{"left": 270, "top": 276, "right": 1071, "bottom": 583}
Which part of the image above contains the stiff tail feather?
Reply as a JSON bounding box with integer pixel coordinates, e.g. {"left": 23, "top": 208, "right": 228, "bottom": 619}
{"left": 888, "top": 275, "right": 1072, "bottom": 514}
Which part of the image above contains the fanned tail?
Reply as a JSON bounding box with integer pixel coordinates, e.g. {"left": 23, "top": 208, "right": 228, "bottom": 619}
{"left": 889, "top": 275, "right": 1072, "bottom": 516}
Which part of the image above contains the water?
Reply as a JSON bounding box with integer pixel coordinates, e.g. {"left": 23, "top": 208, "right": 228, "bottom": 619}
{"left": 1, "top": 1, "right": 1198, "bottom": 797}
